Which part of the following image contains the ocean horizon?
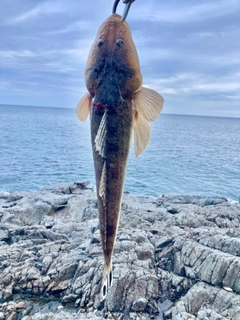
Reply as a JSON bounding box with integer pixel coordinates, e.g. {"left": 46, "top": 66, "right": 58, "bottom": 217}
{"left": 1, "top": 103, "right": 240, "bottom": 119}
{"left": 1, "top": 104, "right": 239, "bottom": 201}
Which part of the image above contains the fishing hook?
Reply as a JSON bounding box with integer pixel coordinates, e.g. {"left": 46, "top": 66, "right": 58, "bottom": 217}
{"left": 112, "top": 0, "right": 135, "bottom": 22}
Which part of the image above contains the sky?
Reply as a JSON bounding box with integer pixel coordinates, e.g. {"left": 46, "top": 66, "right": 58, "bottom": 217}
{"left": 0, "top": 0, "right": 240, "bottom": 117}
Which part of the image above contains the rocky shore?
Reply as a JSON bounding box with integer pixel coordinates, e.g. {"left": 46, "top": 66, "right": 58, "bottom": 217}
{"left": 0, "top": 182, "right": 240, "bottom": 320}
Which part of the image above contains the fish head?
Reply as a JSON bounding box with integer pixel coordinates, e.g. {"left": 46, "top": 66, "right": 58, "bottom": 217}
{"left": 85, "top": 14, "right": 142, "bottom": 100}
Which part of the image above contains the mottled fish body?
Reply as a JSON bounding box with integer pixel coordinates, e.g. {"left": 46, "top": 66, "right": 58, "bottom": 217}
{"left": 76, "top": 14, "right": 164, "bottom": 299}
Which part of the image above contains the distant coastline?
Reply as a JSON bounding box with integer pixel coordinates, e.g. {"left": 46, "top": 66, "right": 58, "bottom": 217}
{"left": 1, "top": 103, "right": 240, "bottom": 119}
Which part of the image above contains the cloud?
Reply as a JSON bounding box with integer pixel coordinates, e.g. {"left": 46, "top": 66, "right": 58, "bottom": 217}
{"left": 131, "top": 0, "right": 240, "bottom": 23}
{"left": 147, "top": 71, "right": 240, "bottom": 92}
{"left": 0, "top": 0, "right": 239, "bottom": 117}
{"left": 0, "top": 50, "right": 35, "bottom": 59}
{"left": 46, "top": 20, "right": 92, "bottom": 35}
{"left": 8, "top": 1, "right": 66, "bottom": 24}
{"left": 0, "top": 43, "right": 90, "bottom": 73}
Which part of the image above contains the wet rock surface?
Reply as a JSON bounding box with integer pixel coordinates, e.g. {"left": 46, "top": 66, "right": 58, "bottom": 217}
{"left": 0, "top": 182, "right": 240, "bottom": 319}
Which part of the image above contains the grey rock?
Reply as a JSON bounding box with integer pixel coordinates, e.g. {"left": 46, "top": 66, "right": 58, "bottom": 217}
{"left": 132, "top": 298, "right": 148, "bottom": 312}
{"left": 0, "top": 191, "right": 10, "bottom": 199}
{"left": 1, "top": 183, "right": 240, "bottom": 319}
{"left": 6, "top": 191, "right": 30, "bottom": 203}
{"left": 0, "top": 228, "right": 9, "bottom": 241}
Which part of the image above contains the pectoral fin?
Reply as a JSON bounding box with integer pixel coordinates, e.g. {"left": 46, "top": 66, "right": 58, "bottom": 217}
{"left": 133, "top": 87, "right": 164, "bottom": 122}
{"left": 133, "top": 87, "right": 164, "bottom": 157}
{"left": 133, "top": 110, "right": 151, "bottom": 158}
{"left": 76, "top": 93, "right": 92, "bottom": 122}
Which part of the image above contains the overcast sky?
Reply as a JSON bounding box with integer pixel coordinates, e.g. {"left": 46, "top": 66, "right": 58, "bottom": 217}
{"left": 0, "top": 0, "right": 240, "bottom": 117}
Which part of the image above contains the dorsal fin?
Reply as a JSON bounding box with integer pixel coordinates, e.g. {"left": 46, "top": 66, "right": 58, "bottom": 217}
{"left": 95, "top": 110, "right": 107, "bottom": 158}
{"left": 76, "top": 93, "right": 92, "bottom": 122}
{"left": 133, "top": 87, "right": 164, "bottom": 122}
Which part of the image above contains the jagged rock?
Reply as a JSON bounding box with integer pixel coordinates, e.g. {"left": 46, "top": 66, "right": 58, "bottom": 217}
{"left": 7, "top": 191, "right": 30, "bottom": 203}
{"left": 0, "top": 182, "right": 240, "bottom": 319}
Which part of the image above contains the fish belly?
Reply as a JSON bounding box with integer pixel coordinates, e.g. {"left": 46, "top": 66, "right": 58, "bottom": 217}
{"left": 91, "top": 100, "right": 133, "bottom": 265}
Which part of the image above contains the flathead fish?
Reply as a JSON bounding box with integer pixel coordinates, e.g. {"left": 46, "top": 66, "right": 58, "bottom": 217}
{"left": 76, "top": 14, "right": 164, "bottom": 299}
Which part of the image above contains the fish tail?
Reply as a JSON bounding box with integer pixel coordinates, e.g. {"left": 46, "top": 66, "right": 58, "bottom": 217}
{"left": 101, "top": 262, "right": 113, "bottom": 300}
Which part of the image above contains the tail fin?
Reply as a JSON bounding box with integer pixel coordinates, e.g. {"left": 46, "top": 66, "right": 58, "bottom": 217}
{"left": 101, "top": 263, "right": 113, "bottom": 300}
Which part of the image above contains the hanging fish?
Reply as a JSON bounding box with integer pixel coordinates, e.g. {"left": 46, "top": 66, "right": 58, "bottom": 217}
{"left": 76, "top": 13, "right": 164, "bottom": 299}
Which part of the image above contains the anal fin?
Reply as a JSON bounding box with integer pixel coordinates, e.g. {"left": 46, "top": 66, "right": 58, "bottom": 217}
{"left": 99, "top": 161, "right": 107, "bottom": 201}
{"left": 99, "top": 161, "right": 107, "bottom": 250}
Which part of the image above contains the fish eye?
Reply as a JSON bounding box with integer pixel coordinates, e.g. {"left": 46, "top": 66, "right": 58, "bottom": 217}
{"left": 97, "top": 39, "right": 104, "bottom": 47}
{"left": 116, "top": 39, "right": 124, "bottom": 47}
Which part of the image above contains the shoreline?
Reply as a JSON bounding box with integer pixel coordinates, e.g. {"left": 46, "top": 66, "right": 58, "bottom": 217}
{"left": 1, "top": 182, "right": 240, "bottom": 319}
{"left": 1, "top": 179, "right": 239, "bottom": 204}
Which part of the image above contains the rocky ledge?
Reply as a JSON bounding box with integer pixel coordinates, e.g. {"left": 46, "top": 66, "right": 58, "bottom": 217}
{"left": 0, "top": 182, "right": 240, "bottom": 320}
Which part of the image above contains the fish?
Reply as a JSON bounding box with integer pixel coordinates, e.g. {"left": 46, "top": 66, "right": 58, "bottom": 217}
{"left": 76, "top": 13, "right": 164, "bottom": 299}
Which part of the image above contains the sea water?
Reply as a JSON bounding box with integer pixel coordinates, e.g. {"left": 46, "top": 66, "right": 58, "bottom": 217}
{"left": 0, "top": 105, "right": 239, "bottom": 200}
